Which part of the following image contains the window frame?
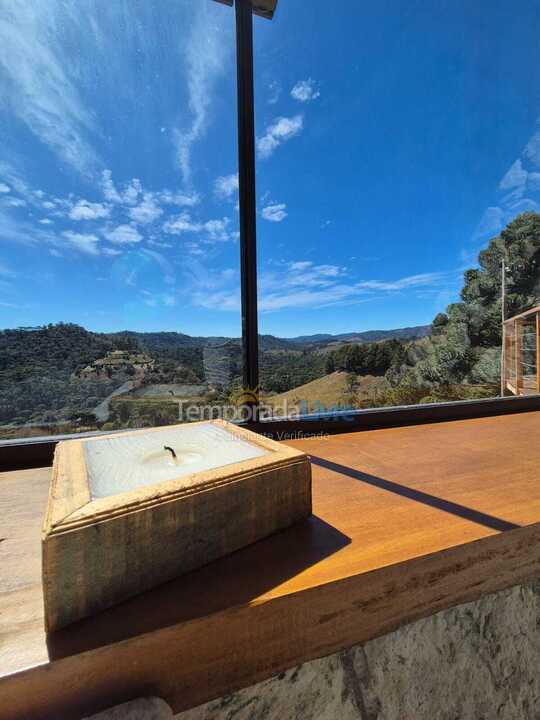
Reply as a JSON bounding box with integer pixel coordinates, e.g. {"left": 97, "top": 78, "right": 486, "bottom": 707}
{"left": 2, "top": 0, "right": 539, "bottom": 471}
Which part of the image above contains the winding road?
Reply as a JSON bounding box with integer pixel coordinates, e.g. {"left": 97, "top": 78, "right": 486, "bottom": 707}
{"left": 93, "top": 380, "right": 135, "bottom": 422}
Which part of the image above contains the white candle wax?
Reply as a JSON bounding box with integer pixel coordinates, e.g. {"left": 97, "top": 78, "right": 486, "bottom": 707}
{"left": 85, "top": 423, "right": 269, "bottom": 499}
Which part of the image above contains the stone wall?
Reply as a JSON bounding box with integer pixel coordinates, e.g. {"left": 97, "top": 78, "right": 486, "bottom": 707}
{"left": 89, "top": 579, "right": 540, "bottom": 720}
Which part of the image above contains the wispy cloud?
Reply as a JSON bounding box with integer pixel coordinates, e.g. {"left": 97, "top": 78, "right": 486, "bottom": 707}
{"left": 191, "top": 261, "right": 453, "bottom": 313}
{"left": 499, "top": 159, "right": 528, "bottom": 193}
{"left": 214, "top": 174, "right": 238, "bottom": 200}
{"left": 0, "top": 2, "right": 100, "bottom": 175}
{"left": 261, "top": 203, "right": 287, "bottom": 222}
{"left": 2, "top": 197, "right": 26, "bottom": 208}
{"left": 290, "top": 78, "right": 320, "bottom": 103}
{"left": 142, "top": 290, "right": 177, "bottom": 308}
{"left": 158, "top": 189, "right": 200, "bottom": 207}
{"left": 470, "top": 117, "right": 540, "bottom": 249}
{"left": 0, "top": 183, "right": 10, "bottom": 193}
{"left": 62, "top": 231, "right": 100, "bottom": 256}
{"left": 256, "top": 115, "right": 304, "bottom": 159}
{"left": 357, "top": 272, "right": 447, "bottom": 291}
{"left": 173, "top": 3, "right": 231, "bottom": 184}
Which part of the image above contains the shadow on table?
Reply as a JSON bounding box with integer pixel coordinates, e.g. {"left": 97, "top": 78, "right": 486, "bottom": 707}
{"left": 310, "top": 455, "right": 520, "bottom": 533}
{"left": 47, "top": 513, "right": 350, "bottom": 660}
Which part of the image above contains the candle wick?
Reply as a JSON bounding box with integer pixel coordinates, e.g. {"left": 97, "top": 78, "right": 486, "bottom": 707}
{"left": 164, "top": 445, "right": 177, "bottom": 460}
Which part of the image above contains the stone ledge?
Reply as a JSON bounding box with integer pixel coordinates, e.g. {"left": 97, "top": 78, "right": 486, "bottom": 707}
{"left": 174, "top": 580, "right": 540, "bottom": 720}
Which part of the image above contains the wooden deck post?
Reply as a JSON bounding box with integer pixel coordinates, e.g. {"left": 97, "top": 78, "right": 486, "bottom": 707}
{"left": 536, "top": 312, "right": 540, "bottom": 393}
{"left": 515, "top": 319, "right": 523, "bottom": 393}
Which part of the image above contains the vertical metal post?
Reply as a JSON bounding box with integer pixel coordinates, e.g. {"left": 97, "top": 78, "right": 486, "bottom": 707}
{"left": 235, "top": 0, "right": 259, "bottom": 419}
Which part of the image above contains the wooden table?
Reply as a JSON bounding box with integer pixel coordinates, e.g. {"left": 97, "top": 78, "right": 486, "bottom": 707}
{"left": 2, "top": 412, "right": 540, "bottom": 719}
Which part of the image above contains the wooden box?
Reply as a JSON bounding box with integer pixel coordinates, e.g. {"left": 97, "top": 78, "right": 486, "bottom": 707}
{"left": 42, "top": 420, "right": 311, "bottom": 632}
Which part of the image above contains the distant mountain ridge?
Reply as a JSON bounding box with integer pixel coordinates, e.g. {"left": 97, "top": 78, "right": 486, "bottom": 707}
{"left": 289, "top": 325, "right": 431, "bottom": 345}
{"left": 5, "top": 323, "right": 432, "bottom": 355}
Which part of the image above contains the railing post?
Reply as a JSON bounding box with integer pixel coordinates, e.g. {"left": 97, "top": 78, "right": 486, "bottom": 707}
{"left": 515, "top": 319, "right": 523, "bottom": 394}
{"left": 536, "top": 312, "right": 540, "bottom": 393}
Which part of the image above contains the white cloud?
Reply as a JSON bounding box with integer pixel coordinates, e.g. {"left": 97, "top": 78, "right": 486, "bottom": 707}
{"left": 39, "top": 218, "right": 53, "bottom": 225}
{"left": 267, "top": 80, "right": 281, "bottom": 105}
{"left": 129, "top": 194, "right": 163, "bottom": 224}
{"left": 102, "top": 169, "right": 121, "bottom": 203}
{"left": 0, "top": 2, "right": 99, "bottom": 175}
{"left": 163, "top": 212, "right": 201, "bottom": 234}
{"left": 257, "top": 115, "right": 303, "bottom": 159}
{"left": 290, "top": 78, "right": 320, "bottom": 103}
{"left": 262, "top": 203, "right": 287, "bottom": 222}
{"left": 470, "top": 115, "right": 540, "bottom": 250}
{"left": 214, "top": 174, "right": 238, "bottom": 200}
{"left": 62, "top": 231, "right": 100, "bottom": 256}
{"left": 203, "top": 217, "right": 230, "bottom": 241}
{"left": 174, "top": 4, "right": 231, "bottom": 184}
{"left": 102, "top": 247, "right": 122, "bottom": 256}
{"left": 0, "top": 183, "right": 10, "bottom": 193}
{"left": 103, "top": 223, "right": 142, "bottom": 245}
{"left": 163, "top": 213, "right": 233, "bottom": 242}
{"left": 42, "top": 200, "right": 55, "bottom": 209}
{"left": 123, "top": 179, "right": 142, "bottom": 206}
{"left": 69, "top": 199, "right": 110, "bottom": 221}
{"left": 101, "top": 170, "right": 141, "bottom": 206}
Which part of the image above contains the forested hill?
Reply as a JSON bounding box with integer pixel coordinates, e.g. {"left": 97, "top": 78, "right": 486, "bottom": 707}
{"left": 0, "top": 322, "right": 433, "bottom": 373}
{"left": 379, "top": 211, "right": 540, "bottom": 401}
{"left": 2, "top": 212, "right": 539, "bottom": 426}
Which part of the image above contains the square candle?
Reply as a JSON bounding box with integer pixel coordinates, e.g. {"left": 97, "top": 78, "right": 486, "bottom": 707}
{"left": 42, "top": 420, "right": 311, "bottom": 631}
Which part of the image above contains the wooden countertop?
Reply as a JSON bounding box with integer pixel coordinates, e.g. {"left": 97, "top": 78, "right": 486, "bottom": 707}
{"left": 2, "top": 412, "right": 540, "bottom": 719}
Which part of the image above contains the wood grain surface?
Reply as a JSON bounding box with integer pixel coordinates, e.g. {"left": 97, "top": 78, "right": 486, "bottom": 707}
{"left": 2, "top": 412, "right": 540, "bottom": 719}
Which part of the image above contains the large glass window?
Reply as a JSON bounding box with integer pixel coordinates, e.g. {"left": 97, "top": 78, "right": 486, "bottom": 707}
{"left": 0, "top": 0, "right": 243, "bottom": 439}
{"left": 252, "top": 0, "right": 540, "bottom": 417}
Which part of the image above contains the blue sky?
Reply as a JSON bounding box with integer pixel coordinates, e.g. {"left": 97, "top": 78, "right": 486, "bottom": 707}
{"left": 1, "top": 0, "right": 540, "bottom": 337}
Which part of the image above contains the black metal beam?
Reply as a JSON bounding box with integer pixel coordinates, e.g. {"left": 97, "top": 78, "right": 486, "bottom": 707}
{"left": 214, "top": 0, "right": 278, "bottom": 20}
{"left": 235, "top": 0, "right": 260, "bottom": 419}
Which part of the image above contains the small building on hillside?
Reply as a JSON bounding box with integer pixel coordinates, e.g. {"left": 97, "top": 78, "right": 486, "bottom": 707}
{"left": 77, "top": 350, "right": 154, "bottom": 380}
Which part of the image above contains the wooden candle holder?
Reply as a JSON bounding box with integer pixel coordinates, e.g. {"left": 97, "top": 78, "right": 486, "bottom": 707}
{"left": 42, "top": 420, "right": 311, "bottom": 632}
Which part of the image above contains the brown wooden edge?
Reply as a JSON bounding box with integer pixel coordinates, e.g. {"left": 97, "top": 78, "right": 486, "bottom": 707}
{"left": 3, "top": 520, "right": 540, "bottom": 720}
